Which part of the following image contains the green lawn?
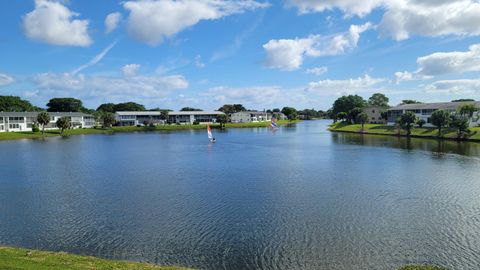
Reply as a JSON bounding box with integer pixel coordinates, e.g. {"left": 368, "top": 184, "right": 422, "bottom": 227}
{"left": 0, "top": 246, "right": 191, "bottom": 270}
{"left": 329, "top": 122, "right": 480, "bottom": 142}
{"left": 0, "top": 120, "right": 297, "bottom": 141}
{"left": 398, "top": 265, "right": 447, "bottom": 270}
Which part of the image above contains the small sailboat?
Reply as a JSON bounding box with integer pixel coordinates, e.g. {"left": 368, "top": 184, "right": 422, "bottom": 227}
{"left": 207, "top": 124, "right": 216, "bottom": 143}
{"left": 270, "top": 117, "right": 279, "bottom": 129}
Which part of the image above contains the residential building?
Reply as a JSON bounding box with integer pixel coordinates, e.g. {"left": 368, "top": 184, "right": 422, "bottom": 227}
{"left": 230, "top": 111, "right": 272, "bottom": 123}
{"left": 0, "top": 112, "right": 95, "bottom": 132}
{"left": 363, "top": 106, "right": 387, "bottom": 124}
{"left": 116, "top": 111, "right": 164, "bottom": 126}
{"left": 387, "top": 101, "right": 480, "bottom": 127}
{"left": 115, "top": 111, "right": 225, "bottom": 126}
{"left": 168, "top": 111, "right": 224, "bottom": 124}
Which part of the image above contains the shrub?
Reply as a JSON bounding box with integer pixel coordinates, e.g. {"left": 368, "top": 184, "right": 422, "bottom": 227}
{"left": 193, "top": 121, "right": 200, "bottom": 125}
{"left": 31, "top": 122, "right": 40, "bottom": 132}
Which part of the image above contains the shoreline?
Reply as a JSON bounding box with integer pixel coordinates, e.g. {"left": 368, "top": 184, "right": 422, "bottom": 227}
{"left": 0, "top": 120, "right": 299, "bottom": 141}
{"left": 329, "top": 122, "right": 480, "bottom": 143}
{"left": 0, "top": 246, "right": 191, "bottom": 270}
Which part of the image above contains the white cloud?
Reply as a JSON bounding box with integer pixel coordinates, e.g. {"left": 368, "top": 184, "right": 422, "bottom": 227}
{"left": 72, "top": 41, "right": 117, "bottom": 75}
{"left": 287, "top": 1, "right": 480, "bottom": 40}
{"left": 122, "top": 64, "right": 141, "bottom": 77}
{"left": 306, "top": 66, "right": 328, "bottom": 75}
{"left": 263, "top": 23, "right": 371, "bottom": 70}
{"left": 32, "top": 72, "right": 188, "bottom": 105}
{"left": 395, "top": 43, "right": 480, "bottom": 83}
{"left": 286, "top": 0, "right": 384, "bottom": 17}
{"left": 23, "top": 0, "right": 92, "bottom": 47}
{"left": 195, "top": 55, "right": 205, "bottom": 68}
{"left": 379, "top": 0, "right": 480, "bottom": 40}
{"left": 425, "top": 79, "right": 480, "bottom": 94}
{"left": 416, "top": 44, "right": 480, "bottom": 76}
{"left": 307, "top": 74, "right": 386, "bottom": 95}
{"left": 0, "top": 73, "right": 15, "bottom": 86}
{"left": 105, "top": 12, "right": 122, "bottom": 34}
{"left": 123, "top": 0, "right": 269, "bottom": 45}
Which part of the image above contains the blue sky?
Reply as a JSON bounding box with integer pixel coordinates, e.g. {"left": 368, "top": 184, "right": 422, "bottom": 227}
{"left": 0, "top": 0, "right": 480, "bottom": 110}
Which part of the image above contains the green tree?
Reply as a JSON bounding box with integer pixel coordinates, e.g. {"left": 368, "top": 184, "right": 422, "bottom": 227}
{"left": 216, "top": 114, "right": 228, "bottom": 128}
{"left": 452, "top": 99, "right": 475, "bottom": 102}
{"left": 368, "top": 93, "right": 389, "bottom": 107}
{"left": 417, "top": 119, "right": 426, "bottom": 128}
{"left": 180, "top": 107, "right": 203, "bottom": 111}
{"left": 380, "top": 111, "right": 388, "bottom": 121}
{"left": 36, "top": 111, "right": 50, "bottom": 136}
{"left": 336, "top": 112, "right": 347, "bottom": 122}
{"left": 398, "top": 111, "right": 418, "bottom": 136}
{"left": 281, "top": 107, "right": 298, "bottom": 120}
{"left": 101, "top": 113, "right": 116, "bottom": 128}
{"left": 56, "top": 117, "right": 71, "bottom": 134}
{"left": 430, "top": 109, "right": 451, "bottom": 136}
{"left": 400, "top": 100, "right": 422, "bottom": 105}
{"left": 458, "top": 103, "right": 478, "bottom": 118}
{"left": 113, "top": 102, "right": 145, "bottom": 112}
{"left": 47, "top": 98, "right": 85, "bottom": 112}
{"left": 332, "top": 95, "right": 367, "bottom": 120}
{"left": 0, "top": 96, "right": 41, "bottom": 111}
{"left": 348, "top": 107, "right": 363, "bottom": 124}
{"left": 356, "top": 112, "right": 369, "bottom": 130}
{"left": 160, "top": 110, "right": 169, "bottom": 124}
{"left": 218, "top": 104, "right": 246, "bottom": 115}
{"left": 96, "top": 103, "right": 116, "bottom": 113}
{"left": 450, "top": 115, "right": 470, "bottom": 139}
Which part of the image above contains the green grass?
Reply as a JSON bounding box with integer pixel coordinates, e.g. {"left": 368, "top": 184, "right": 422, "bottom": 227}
{"left": 0, "top": 120, "right": 297, "bottom": 141}
{"left": 397, "top": 265, "right": 447, "bottom": 270}
{"left": 329, "top": 122, "right": 480, "bottom": 142}
{"left": 0, "top": 246, "right": 191, "bottom": 270}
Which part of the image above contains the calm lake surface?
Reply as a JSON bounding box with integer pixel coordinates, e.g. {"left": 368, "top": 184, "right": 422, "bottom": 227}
{"left": 1, "top": 120, "right": 480, "bottom": 270}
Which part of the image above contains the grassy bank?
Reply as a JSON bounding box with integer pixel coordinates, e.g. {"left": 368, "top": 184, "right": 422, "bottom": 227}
{"left": 0, "top": 120, "right": 297, "bottom": 141}
{"left": 398, "top": 266, "right": 446, "bottom": 270}
{"left": 329, "top": 122, "right": 480, "bottom": 142}
{"left": 0, "top": 246, "right": 190, "bottom": 270}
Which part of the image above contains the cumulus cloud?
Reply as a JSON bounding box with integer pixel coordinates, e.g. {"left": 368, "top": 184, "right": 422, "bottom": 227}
{"left": 105, "top": 12, "right": 122, "bottom": 33}
{"left": 23, "top": 0, "right": 92, "bottom": 46}
{"left": 425, "top": 79, "right": 480, "bottom": 94}
{"left": 306, "top": 66, "right": 328, "bottom": 75}
{"left": 286, "top": 0, "right": 384, "bottom": 17}
{"left": 307, "top": 74, "right": 386, "bottom": 95}
{"left": 379, "top": 0, "right": 480, "bottom": 40}
{"left": 122, "top": 64, "right": 141, "bottom": 76}
{"left": 123, "top": 0, "right": 269, "bottom": 45}
{"left": 0, "top": 73, "right": 15, "bottom": 86}
{"left": 32, "top": 72, "right": 188, "bottom": 104}
{"left": 288, "top": 0, "right": 480, "bottom": 40}
{"left": 263, "top": 23, "right": 371, "bottom": 70}
{"left": 395, "top": 43, "right": 480, "bottom": 83}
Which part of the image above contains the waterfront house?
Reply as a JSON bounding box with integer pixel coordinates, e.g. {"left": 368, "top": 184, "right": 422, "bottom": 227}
{"left": 230, "top": 111, "right": 272, "bottom": 123}
{"left": 363, "top": 106, "right": 388, "bottom": 124}
{"left": 387, "top": 101, "right": 480, "bottom": 127}
{"left": 0, "top": 112, "right": 95, "bottom": 132}
{"left": 115, "top": 111, "right": 225, "bottom": 126}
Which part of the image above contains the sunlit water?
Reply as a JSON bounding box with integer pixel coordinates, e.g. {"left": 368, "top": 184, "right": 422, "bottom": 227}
{"left": 1, "top": 120, "right": 480, "bottom": 269}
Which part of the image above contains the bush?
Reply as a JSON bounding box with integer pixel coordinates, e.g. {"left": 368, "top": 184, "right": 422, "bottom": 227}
{"left": 149, "top": 123, "right": 155, "bottom": 127}
{"left": 136, "top": 124, "right": 142, "bottom": 127}
{"left": 31, "top": 123, "right": 40, "bottom": 132}
{"left": 193, "top": 121, "right": 200, "bottom": 125}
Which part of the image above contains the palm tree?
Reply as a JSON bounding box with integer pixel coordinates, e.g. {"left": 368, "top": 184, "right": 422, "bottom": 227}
{"left": 399, "top": 111, "right": 418, "bottom": 136}
{"left": 36, "top": 111, "right": 50, "bottom": 136}
{"left": 356, "top": 112, "right": 369, "bottom": 131}
{"left": 430, "top": 110, "right": 450, "bottom": 136}
{"left": 56, "top": 117, "right": 71, "bottom": 134}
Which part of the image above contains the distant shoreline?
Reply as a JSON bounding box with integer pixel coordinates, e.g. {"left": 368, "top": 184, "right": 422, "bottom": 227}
{"left": 0, "top": 120, "right": 299, "bottom": 141}
{"left": 329, "top": 122, "right": 480, "bottom": 143}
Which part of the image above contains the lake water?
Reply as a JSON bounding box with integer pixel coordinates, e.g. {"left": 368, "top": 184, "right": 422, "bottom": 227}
{"left": 1, "top": 120, "right": 480, "bottom": 270}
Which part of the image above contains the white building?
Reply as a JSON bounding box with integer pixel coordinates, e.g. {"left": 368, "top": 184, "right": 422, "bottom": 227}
{"left": 0, "top": 112, "right": 95, "bottom": 132}
{"left": 168, "top": 111, "right": 224, "bottom": 124}
{"left": 230, "top": 111, "right": 271, "bottom": 123}
{"left": 115, "top": 111, "right": 225, "bottom": 126}
{"left": 387, "top": 101, "right": 480, "bottom": 127}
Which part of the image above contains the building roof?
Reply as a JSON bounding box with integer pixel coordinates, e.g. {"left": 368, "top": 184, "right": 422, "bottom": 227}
{"left": 168, "top": 111, "right": 225, "bottom": 115}
{"left": 0, "top": 112, "right": 92, "bottom": 117}
{"left": 388, "top": 101, "right": 480, "bottom": 111}
{"left": 231, "top": 111, "right": 269, "bottom": 115}
{"left": 116, "top": 111, "right": 161, "bottom": 116}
